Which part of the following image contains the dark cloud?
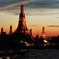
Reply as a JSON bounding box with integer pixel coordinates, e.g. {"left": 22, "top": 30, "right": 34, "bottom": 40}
{"left": 0, "top": 0, "right": 31, "bottom": 11}
{"left": 56, "top": 17, "right": 59, "bottom": 18}
{"left": 0, "top": 0, "right": 59, "bottom": 15}
{"left": 48, "top": 25, "right": 59, "bottom": 27}
{"left": 0, "top": 0, "right": 20, "bottom": 7}
{"left": 24, "top": 0, "right": 59, "bottom": 8}
{"left": 0, "top": 0, "right": 30, "bottom": 7}
{"left": 0, "top": 0, "right": 59, "bottom": 10}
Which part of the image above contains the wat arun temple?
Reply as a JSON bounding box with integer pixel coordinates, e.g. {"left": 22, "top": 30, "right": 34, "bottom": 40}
{"left": 14, "top": 3, "right": 32, "bottom": 36}
{"left": 0, "top": 3, "right": 47, "bottom": 47}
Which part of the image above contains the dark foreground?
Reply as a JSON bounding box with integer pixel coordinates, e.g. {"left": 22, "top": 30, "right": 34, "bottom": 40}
{"left": 0, "top": 45, "right": 59, "bottom": 57}
{"left": 0, "top": 49, "right": 59, "bottom": 59}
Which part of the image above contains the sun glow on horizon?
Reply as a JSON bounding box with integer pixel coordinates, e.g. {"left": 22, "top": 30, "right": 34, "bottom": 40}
{"left": 0, "top": 9, "right": 59, "bottom": 37}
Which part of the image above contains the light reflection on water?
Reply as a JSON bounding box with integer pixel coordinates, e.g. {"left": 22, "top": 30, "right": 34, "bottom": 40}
{"left": 0, "top": 49, "right": 59, "bottom": 59}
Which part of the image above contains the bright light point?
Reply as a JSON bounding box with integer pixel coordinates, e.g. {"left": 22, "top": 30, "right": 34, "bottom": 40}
{"left": 43, "top": 39, "right": 47, "bottom": 43}
{"left": 20, "top": 41, "right": 23, "bottom": 43}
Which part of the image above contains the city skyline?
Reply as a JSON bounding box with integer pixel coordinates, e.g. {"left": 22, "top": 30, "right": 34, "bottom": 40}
{"left": 0, "top": 0, "right": 59, "bottom": 37}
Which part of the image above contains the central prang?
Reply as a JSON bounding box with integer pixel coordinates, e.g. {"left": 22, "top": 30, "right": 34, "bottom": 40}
{"left": 14, "top": 3, "right": 32, "bottom": 36}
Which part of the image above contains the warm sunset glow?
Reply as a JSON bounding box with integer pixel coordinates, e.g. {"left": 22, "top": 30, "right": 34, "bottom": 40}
{"left": 0, "top": 0, "right": 59, "bottom": 37}
{"left": 0, "top": 11, "right": 59, "bottom": 37}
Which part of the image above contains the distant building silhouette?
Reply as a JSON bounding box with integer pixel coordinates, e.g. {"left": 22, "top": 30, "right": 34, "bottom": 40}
{"left": 30, "top": 29, "right": 32, "bottom": 36}
{"left": 1, "top": 28, "right": 6, "bottom": 35}
{"left": 9, "top": 25, "right": 12, "bottom": 34}
{"left": 36, "top": 34, "right": 39, "bottom": 39}
{"left": 1, "top": 28, "right": 3, "bottom": 34}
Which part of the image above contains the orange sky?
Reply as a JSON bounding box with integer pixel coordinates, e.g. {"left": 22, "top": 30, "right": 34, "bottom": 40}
{"left": 0, "top": 0, "right": 59, "bottom": 37}
{"left": 0, "top": 10, "right": 59, "bottom": 37}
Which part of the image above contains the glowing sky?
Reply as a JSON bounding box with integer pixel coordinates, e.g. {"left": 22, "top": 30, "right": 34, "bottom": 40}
{"left": 0, "top": 0, "right": 59, "bottom": 37}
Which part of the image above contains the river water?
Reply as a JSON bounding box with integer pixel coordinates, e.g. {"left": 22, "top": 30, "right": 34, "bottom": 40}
{"left": 0, "top": 49, "right": 59, "bottom": 59}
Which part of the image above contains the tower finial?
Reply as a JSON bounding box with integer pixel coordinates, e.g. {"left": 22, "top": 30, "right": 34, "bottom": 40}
{"left": 21, "top": 1, "right": 23, "bottom": 5}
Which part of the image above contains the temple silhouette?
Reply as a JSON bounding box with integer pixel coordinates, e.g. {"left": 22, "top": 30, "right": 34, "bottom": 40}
{"left": 0, "top": 1, "right": 59, "bottom": 58}
{"left": 0, "top": 2, "right": 59, "bottom": 55}
{"left": 14, "top": 3, "right": 32, "bottom": 36}
{"left": 0, "top": 2, "right": 49, "bottom": 49}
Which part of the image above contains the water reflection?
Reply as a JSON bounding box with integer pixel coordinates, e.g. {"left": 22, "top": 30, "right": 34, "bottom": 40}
{"left": 0, "top": 49, "right": 59, "bottom": 59}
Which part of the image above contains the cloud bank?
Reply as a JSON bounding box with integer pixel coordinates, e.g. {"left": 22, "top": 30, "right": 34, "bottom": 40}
{"left": 24, "top": 0, "right": 59, "bottom": 8}
{"left": 0, "top": 0, "right": 59, "bottom": 10}
{"left": 29, "top": 25, "right": 38, "bottom": 27}
{"left": 48, "top": 25, "right": 59, "bottom": 27}
{"left": 0, "top": 0, "right": 59, "bottom": 16}
{"left": 0, "top": 0, "right": 31, "bottom": 11}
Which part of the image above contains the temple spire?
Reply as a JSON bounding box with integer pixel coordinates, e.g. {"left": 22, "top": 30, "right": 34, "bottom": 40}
{"left": 42, "top": 26, "right": 47, "bottom": 43}
{"left": 20, "top": 1, "right": 25, "bottom": 17}
{"left": 14, "top": 1, "right": 33, "bottom": 40}
{"left": 42, "top": 26, "right": 45, "bottom": 38}
{"left": 15, "top": 2, "right": 28, "bottom": 33}
{"left": 9, "top": 25, "right": 12, "bottom": 34}
{"left": 21, "top": 1, "right": 23, "bottom": 5}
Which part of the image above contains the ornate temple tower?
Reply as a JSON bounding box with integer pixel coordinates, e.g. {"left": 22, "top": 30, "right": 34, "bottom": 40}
{"left": 17, "top": 3, "right": 27, "bottom": 31}
{"left": 42, "top": 27, "right": 45, "bottom": 39}
{"left": 42, "top": 26, "right": 47, "bottom": 43}
{"left": 1, "top": 28, "right": 3, "bottom": 34}
{"left": 9, "top": 25, "right": 12, "bottom": 34}
{"left": 14, "top": 3, "right": 32, "bottom": 35}
{"left": 1, "top": 28, "right": 6, "bottom": 35}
